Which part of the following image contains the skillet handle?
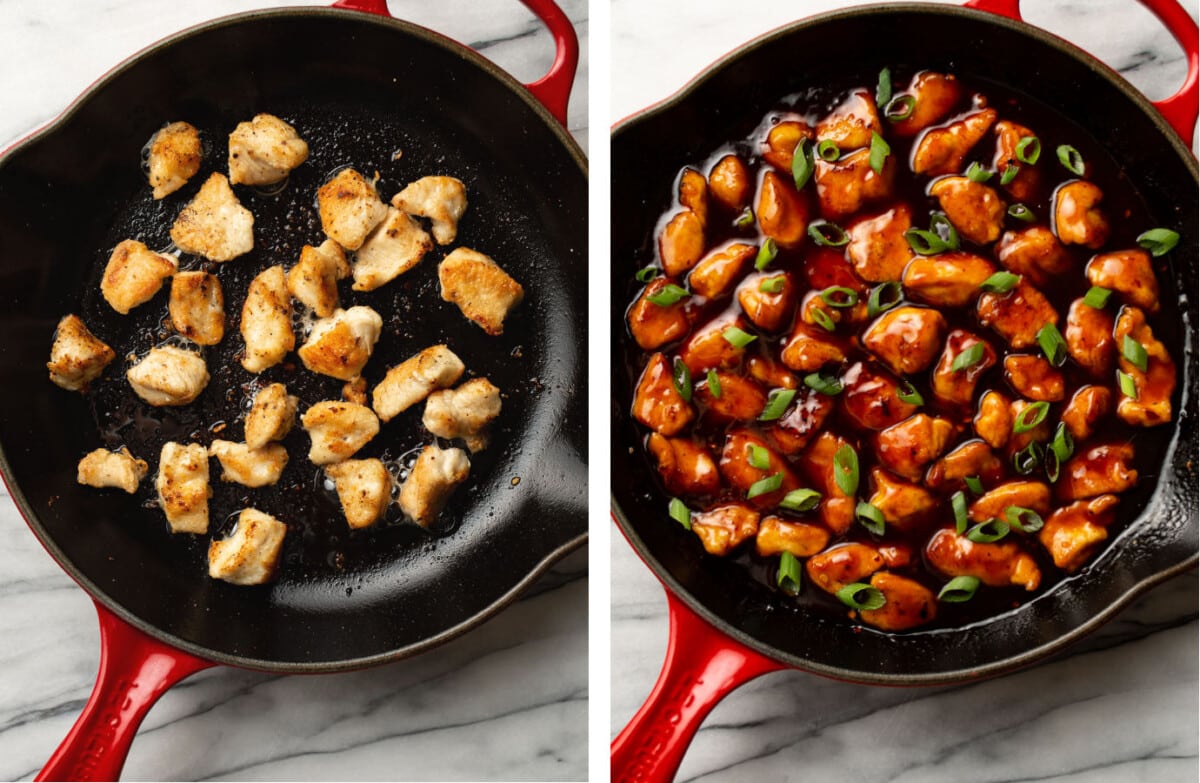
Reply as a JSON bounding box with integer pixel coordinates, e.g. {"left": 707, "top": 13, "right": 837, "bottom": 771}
{"left": 610, "top": 590, "right": 786, "bottom": 783}
{"left": 330, "top": 0, "right": 579, "bottom": 127}
{"left": 36, "top": 601, "right": 213, "bottom": 782}
{"left": 964, "top": 0, "right": 1199, "bottom": 142}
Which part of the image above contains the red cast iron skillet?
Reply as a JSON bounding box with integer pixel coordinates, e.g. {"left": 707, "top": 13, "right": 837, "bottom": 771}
{"left": 610, "top": 1, "right": 1198, "bottom": 779}
{"left": 0, "top": 0, "right": 586, "bottom": 779}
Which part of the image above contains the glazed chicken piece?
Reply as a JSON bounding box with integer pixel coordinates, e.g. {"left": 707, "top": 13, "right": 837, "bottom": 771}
{"left": 398, "top": 443, "right": 470, "bottom": 527}
{"left": 845, "top": 204, "right": 914, "bottom": 283}
{"left": 867, "top": 468, "right": 937, "bottom": 533}
{"left": 903, "top": 251, "right": 996, "bottom": 307}
{"left": 862, "top": 306, "right": 946, "bottom": 376}
{"left": 438, "top": 248, "right": 525, "bottom": 335}
{"left": 646, "top": 433, "right": 721, "bottom": 496}
{"left": 343, "top": 376, "right": 368, "bottom": 406}
{"left": 1061, "top": 385, "right": 1112, "bottom": 442}
{"left": 1053, "top": 180, "right": 1110, "bottom": 249}
{"left": 208, "top": 508, "right": 287, "bottom": 585}
{"left": 317, "top": 168, "right": 388, "bottom": 251}
{"left": 756, "top": 169, "right": 809, "bottom": 248}
{"left": 227, "top": 113, "right": 309, "bottom": 186}
{"left": 77, "top": 447, "right": 148, "bottom": 494}
{"left": 627, "top": 277, "right": 695, "bottom": 350}
{"left": 391, "top": 176, "right": 468, "bottom": 245}
{"left": 976, "top": 279, "right": 1058, "bottom": 350}
{"left": 688, "top": 242, "right": 755, "bottom": 299}
{"left": 301, "top": 401, "right": 380, "bottom": 465}
{"left": 911, "top": 107, "right": 997, "bottom": 176}
{"left": 925, "top": 440, "right": 1005, "bottom": 493}
{"left": 146, "top": 121, "right": 202, "bottom": 199}
{"left": 974, "top": 390, "right": 1013, "bottom": 450}
{"left": 931, "top": 329, "right": 997, "bottom": 408}
{"left": 677, "top": 169, "right": 709, "bottom": 228}
{"left": 244, "top": 382, "right": 298, "bottom": 450}
{"left": 352, "top": 207, "right": 434, "bottom": 291}
{"left": 659, "top": 210, "right": 705, "bottom": 276}
{"left": 690, "top": 503, "right": 759, "bottom": 556}
{"left": 1004, "top": 354, "right": 1064, "bottom": 402}
{"left": 806, "top": 542, "right": 884, "bottom": 594}
{"left": 240, "top": 265, "right": 293, "bottom": 373}
{"left": 1039, "top": 495, "right": 1119, "bottom": 572}
{"left": 991, "top": 120, "right": 1041, "bottom": 202}
{"left": 692, "top": 371, "right": 766, "bottom": 424}
{"left": 754, "top": 516, "right": 830, "bottom": 558}
{"left": 678, "top": 312, "right": 752, "bottom": 374}
{"left": 1086, "top": 249, "right": 1160, "bottom": 314}
{"left": 995, "top": 227, "right": 1072, "bottom": 288}
{"left": 287, "top": 240, "right": 350, "bottom": 318}
{"left": 170, "top": 173, "right": 254, "bottom": 262}
{"left": 926, "top": 527, "right": 1041, "bottom": 590}
{"left": 1113, "top": 306, "right": 1176, "bottom": 426}
{"left": 169, "top": 271, "right": 224, "bottom": 345}
{"left": 156, "top": 441, "right": 210, "bottom": 534}
{"left": 297, "top": 305, "right": 382, "bottom": 381}
{"left": 761, "top": 119, "right": 813, "bottom": 172}
{"left": 797, "top": 431, "right": 857, "bottom": 534}
{"left": 875, "top": 413, "right": 955, "bottom": 480}
{"left": 888, "top": 71, "right": 962, "bottom": 138}
{"left": 969, "top": 480, "right": 1052, "bottom": 522}
{"left": 1064, "top": 297, "right": 1115, "bottom": 378}
{"left": 208, "top": 440, "right": 288, "bottom": 488}
{"left": 707, "top": 154, "right": 751, "bottom": 211}
{"left": 747, "top": 355, "right": 798, "bottom": 390}
{"left": 324, "top": 458, "right": 393, "bottom": 529}
{"left": 928, "top": 176, "right": 1006, "bottom": 245}
{"left": 719, "top": 429, "right": 800, "bottom": 509}
{"left": 765, "top": 387, "right": 834, "bottom": 455}
{"left": 1056, "top": 442, "right": 1137, "bottom": 501}
{"left": 422, "top": 378, "right": 502, "bottom": 452}
{"left": 101, "top": 239, "right": 178, "bottom": 315}
{"left": 126, "top": 346, "right": 209, "bottom": 406}
{"left": 816, "top": 89, "right": 882, "bottom": 149}
{"left": 372, "top": 345, "right": 465, "bottom": 422}
{"left": 738, "top": 271, "right": 798, "bottom": 332}
{"left": 632, "top": 353, "right": 694, "bottom": 437}
{"left": 814, "top": 148, "right": 895, "bottom": 219}
{"left": 47, "top": 314, "right": 115, "bottom": 391}
{"left": 859, "top": 572, "right": 937, "bottom": 632}
{"left": 839, "top": 361, "right": 918, "bottom": 431}
{"left": 801, "top": 246, "right": 869, "bottom": 313}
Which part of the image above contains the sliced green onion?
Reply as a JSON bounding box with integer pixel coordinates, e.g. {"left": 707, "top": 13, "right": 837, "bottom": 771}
{"left": 808, "top": 220, "right": 849, "bottom": 247}
{"left": 1037, "top": 323, "right": 1069, "bottom": 367}
{"left": 951, "top": 342, "right": 986, "bottom": 373}
{"left": 1118, "top": 369, "right": 1138, "bottom": 399}
{"left": 1056, "top": 144, "right": 1085, "bottom": 176}
{"left": 884, "top": 94, "right": 916, "bottom": 122}
{"left": 938, "top": 575, "right": 981, "bottom": 603}
{"left": 905, "top": 227, "right": 950, "bottom": 256}
{"left": 672, "top": 357, "right": 692, "bottom": 402}
{"left": 965, "top": 475, "right": 984, "bottom": 495}
{"left": 1015, "top": 135, "right": 1041, "bottom": 165}
{"left": 777, "top": 551, "right": 802, "bottom": 595}
{"left": 835, "top": 582, "right": 887, "bottom": 611}
{"left": 1122, "top": 335, "right": 1149, "bottom": 372}
{"left": 747, "top": 471, "right": 784, "bottom": 499}
{"left": 966, "top": 161, "right": 993, "bottom": 183}
{"left": 759, "top": 388, "right": 797, "bottom": 421}
{"left": 1000, "top": 164, "right": 1020, "bottom": 186}
{"left": 758, "top": 275, "right": 787, "bottom": 293}
{"left": 668, "top": 497, "right": 691, "bottom": 530}
{"left": 748, "top": 444, "right": 771, "bottom": 470}
{"left": 734, "top": 207, "right": 756, "bottom": 229}
{"left": 635, "top": 265, "right": 659, "bottom": 283}
{"left": 929, "top": 213, "right": 960, "bottom": 250}
{"left": 897, "top": 380, "right": 924, "bottom": 406}
{"left": 855, "top": 501, "right": 886, "bottom": 536}
{"left": 1008, "top": 203, "right": 1035, "bottom": 222}
{"left": 966, "top": 518, "right": 1010, "bottom": 543}
{"left": 869, "top": 131, "right": 891, "bottom": 174}
{"left": 722, "top": 326, "right": 757, "bottom": 348}
{"left": 755, "top": 238, "right": 778, "bottom": 271}
{"left": 876, "top": 67, "right": 893, "bottom": 107}
{"left": 811, "top": 306, "right": 837, "bottom": 332}
{"left": 833, "top": 444, "right": 859, "bottom": 496}
{"left": 1012, "top": 400, "right": 1050, "bottom": 433}
{"left": 792, "top": 138, "right": 815, "bottom": 190}
{"left": 868, "top": 281, "right": 903, "bottom": 316}
{"left": 804, "top": 372, "right": 843, "bottom": 396}
{"left": 1050, "top": 422, "right": 1074, "bottom": 464}
{"left": 819, "top": 286, "right": 859, "bottom": 308}
{"left": 780, "top": 488, "right": 822, "bottom": 512}
{"left": 1137, "top": 227, "right": 1180, "bottom": 257}
{"left": 1005, "top": 505, "right": 1044, "bottom": 534}
{"left": 817, "top": 139, "right": 841, "bottom": 161}
{"left": 980, "top": 271, "right": 1020, "bottom": 293}
{"left": 1083, "top": 286, "right": 1112, "bottom": 309}
{"left": 1013, "top": 442, "right": 1044, "bottom": 475}
{"left": 706, "top": 369, "right": 722, "bottom": 399}
{"left": 647, "top": 283, "right": 690, "bottom": 306}
{"left": 952, "top": 490, "right": 969, "bottom": 534}
{"left": 1045, "top": 448, "right": 1061, "bottom": 483}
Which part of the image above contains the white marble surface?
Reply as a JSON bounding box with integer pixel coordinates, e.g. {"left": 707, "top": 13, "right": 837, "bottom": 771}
{"left": 611, "top": 1, "right": 1198, "bottom": 781}
{"left": 0, "top": 1, "right": 587, "bottom": 781}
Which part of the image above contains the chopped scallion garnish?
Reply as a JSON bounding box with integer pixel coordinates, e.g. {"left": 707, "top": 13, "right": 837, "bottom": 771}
{"left": 1037, "top": 323, "right": 1069, "bottom": 367}
{"left": 755, "top": 238, "right": 778, "bottom": 271}
{"left": 1122, "top": 334, "right": 1148, "bottom": 372}
{"left": 747, "top": 471, "right": 784, "bottom": 499}
{"left": 856, "top": 501, "right": 886, "bottom": 536}
{"left": 1056, "top": 144, "right": 1085, "bottom": 176}
{"left": 722, "top": 326, "right": 757, "bottom": 348}
{"left": 905, "top": 227, "right": 951, "bottom": 256}
{"left": 980, "top": 271, "right": 1020, "bottom": 294}
{"left": 734, "top": 207, "right": 756, "bottom": 229}
{"left": 804, "top": 372, "right": 843, "bottom": 396}
{"left": 1050, "top": 421, "right": 1073, "bottom": 463}
{"left": 835, "top": 582, "right": 887, "bottom": 611}
{"left": 964, "top": 476, "right": 984, "bottom": 495}
{"left": 966, "top": 518, "right": 1010, "bottom": 543}
{"left": 876, "top": 67, "right": 893, "bottom": 107}
{"left": 1000, "top": 164, "right": 1019, "bottom": 185}
{"left": 817, "top": 139, "right": 841, "bottom": 161}
{"left": 1136, "top": 227, "right": 1180, "bottom": 257}
{"left": 897, "top": 380, "right": 924, "bottom": 406}
{"left": 966, "top": 161, "right": 993, "bottom": 183}
{"left": 1118, "top": 369, "right": 1138, "bottom": 399}
{"left": 819, "top": 286, "right": 859, "bottom": 308}
{"left": 780, "top": 488, "right": 822, "bottom": 512}
{"left": 811, "top": 306, "right": 837, "bottom": 332}
{"left": 808, "top": 220, "right": 850, "bottom": 247}
{"left": 951, "top": 342, "right": 986, "bottom": 373}
{"left": 778, "top": 551, "right": 802, "bottom": 595}
{"left": 706, "top": 369, "right": 722, "bottom": 399}
{"left": 929, "top": 213, "right": 960, "bottom": 250}
{"left": 1015, "top": 135, "right": 1041, "bottom": 164}
{"left": 938, "top": 575, "right": 981, "bottom": 603}
{"left": 869, "top": 131, "right": 890, "bottom": 174}
{"left": 1083, "top": 286, "right": 1112, "bottom": 309}
{"left": 1005, "top": 505, "right": 1044, "bottom": 534}
{"left": 884, "top": 94, "right": 916, "bottom": 122}
{"left": 1013, "top": 442, "right": 1044, "bottom": 475}
{"left": 646, "top": 283, "right": 690, "bottom": 306}
{"left": 833, "top": 444, "right": 859, "bottom": 496}
{"left": 635, "top": 266, "right": 659, "bottom": 283}
{"left": 748, "top": 444, "right": 771, "bottom": 470}
{"left": 668, "top": 497, "right": 692, "bottom": 530}
{"left": 1012, "top": 400, "right": 1050, "bottom": 433}
{"left": 868, "top": 281, "right": 903, "bottom": 316}
{"left": 952, "top": 490, "right": 969, "bottom": 534}
{"left": 672, "top": 357, "right": 692, "bottom": 402}
{"left": 1007, "top": 203, "right": 1035, "bottom": 222}
{"left": 758, "top": 275, "right": 787, "bottom": 293}
{"left": 759, "top": 388, "right": 797, "bottom": 421}
{"left": 792, "top": 138, "right": 815, "bottom": 190}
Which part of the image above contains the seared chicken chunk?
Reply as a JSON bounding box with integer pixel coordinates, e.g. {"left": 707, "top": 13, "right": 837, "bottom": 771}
{"left": 737, "top": 271, "right": 798, "bottom": 332}
{"left": 1057, "top": 442, "right": 1137, "bottom": 501}
{"left": 156, "top": 441, "right": 210, "bottom": 534}
{"left": 814, "top": 148, "right": 895, "bottom": 219}
{"left": 846, "top": 204, "right": 914, "bottom": 282}
{"left": 754, "top": 516, "right": 829, "bottom": 558}
{"left": 688, "top": 242, "right": 755, "bottom": 299}
{"left": 208, "top": 508, "right": 287, "bottom": 585}
{"left": 438, "top": 248, "right": 524, "bottom": 335}
{"left": 806, "top": 542, "right": 884, "bottom": 594}
{"left": 691, "top": 503, "right": 760, "bottom": 556}
{"left": 287, "top": 240, "right": 349, "bottom": 318}
{"left": 1004, "top": 354, "right": 1064, "bottom": 402}
{"left": 1039, "top": 495, "right": 1119, "bottom": 572}
{"left": 678, "top": 168, "right": 709, "bottom": 227}
{"left": 694, "top": 371, "right": 767, "bottom": 424}
{"left": 244, "top": 382, "right": 298, "bottom": 450}
{"left": 860, "top": 572, "right": 937, "bottom": 632}
{"left": 992, "top": 120, "right": 1041, "bottom": 202}
{"left": 678, "top": 312, "right": 751, "bottom": 374}
{"left": 659, "top": 209, "right": 705, "bottom": 276}
{"left": 840, "top": 361, "right": 918, "bottom": 431}
{"left": 101, "top": 240, "right": 178, "bottom": 315}
{"left": 170, "top": 173, "right": 254, "bottom": 262}
{"left": 889, "top": 72, "right": 962, "bottom": 138}
{"left": 1113, "top": 306, "right": 1176, "bottom": 426}
{"left": 147, "top": 121, "right": 202, "bottom": 200}
{"left": 343, "top": 376, "right": 368, "bottom": 405}
{"left": 1054, "top": 180, "right": 1110, "bottom": 249}
{"left": 969, "top": 480, "right": 1052, "bottom": 522}
{"left": 868, "top": 468, "right": 937, "bottom": 533}
{"left": 352, "top": 207, "right": 434, "bottom": 291}
{"left": 1063, "top": 297, "right": 1114, "bottom": 379}
{"left": 912, "top": 108, "right": 997, "bottom": 176}
{"left": 780, "top": 319, "right": 848, "bottom": 372}
{"left": 127, "top": 346, "right": 209, "bottom": 406}
{"left": 208, "top": 440, "right": 288, "bottom": 487}
{"left": 391, "top": 176, "right": 468, "bottom": 246}
{"left": 297, "top": 305, "right": 382, "bottom": 381}
{"left": 647, "top": 433, "right": 721, "bottom": 496}
{"left": 47, "top": 314, "right": 115, "bottom": 391}
{"left": 423, "top": 378, "right": 501, "bottom": 452}
{"left": 301, "top": 401, "right": 380, "bottom": 465}
{"left": 1086, "top": 249, "right": 1159, "bottom": 314}
{"left": 77, "top": 447, "right": 148, "bottom": 494}
{"left": 398, "top": 443, "right": 470, "bottom": 527}
{"left": 862, "top": 306, "right": 946, "bottom": 376}
{"left": 974, "top": 390, "right": 1012, "bottom": 450}
{"left": 929, "top": 176, "right": 1005, "bottom": 245}
{"left": 875, "top": 413, "right": 955, "bottom": 480}
{"left": 325, "top": 458, "right": 393, "bottom": 529}
{"left": 926, "top": 527, "right": 1041, "bottom": 590}
{"left": 925, "top": 440, "right": 1005, "bottom": 493}
{"left": 1061, "top": 385, "right": 1112, "bottom": 442}
{"left": 317, "top": 168, "right": 388, "bottom": 251}
{"left": 227, "top": 113, "right": 308, "bottom": 186}
{"left": 931, "top": 329, "right": 997, "bottom": 407}
{"left": 766, "top": 387, "right": 835, "bottom": 455}
{"left": 372, "top": 345, "right": 465, "bottom": 422}
{"left": 756, "top": 169, "right": 809, "bottom": 247}
{"left": 169, "top": 271, "right": 224, "bottom": 345}
{"left": 708, "top": 154, "right": 752, "bottom": 211}
{"left": 996, "top": 226, "right": 1072, "bottom": 287}
{"left": 1006, "top": 397, "right": 1053, "bottom": 460}
{"left": 976, "top": 279, "right": 1058, "bottom": 350}
{"left": 816, "top": 89, "right": 882, "bottom": 149}
{"left": 761, "top": 119, "right": 813, "bottom": 172}
{"left": 720, "top": 429, "right": 800, "bottom": 510}
{"left": 903, "top": 251, "right": 995, "bottom": 307}
{"left": 240, "top": 265, "right": 293, "bottom": 373}
{"left": 627, "top": 277, "right": 695, "bottom": 350}
{"left": 797, "top": 431, "right": 856, "bottom": 534}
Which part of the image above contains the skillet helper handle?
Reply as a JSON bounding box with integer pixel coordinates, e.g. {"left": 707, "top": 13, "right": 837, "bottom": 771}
{"left": 37, "top": 601, "right": 213, "bottom": 782}
{"left": 964, "top": 0, "right": 1199, "bottom": 142}
{"left": 610, "top": 590, "right": 786, "bottom": 783}
{"left": 330, "top": 0, "right": 579, "bottom": 127}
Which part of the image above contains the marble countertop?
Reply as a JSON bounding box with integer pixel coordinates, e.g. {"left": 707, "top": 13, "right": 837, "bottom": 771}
{"left": 0, "top": 1, "right": 587, "bottom": 781}
{"left": 611, "top": 1, "right": 1198, "bottom": 781}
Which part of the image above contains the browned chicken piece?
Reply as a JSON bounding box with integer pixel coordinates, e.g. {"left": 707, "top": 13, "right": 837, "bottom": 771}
{"left": 659, "top": 210, "right": 705, "bottom": 276}
{"left": 931, "top": 329, "right": 997, "bottom": 408}
{"left": 240, "top": 265, "right": 293, "bottom": 373}
{"left": 627, "top": 277, "right": 695, "bottom": 351}
{"left": 755, "top": 516, "right": 830, "bottom": 558}
{"left": 647, "top": 433, "right": 721, "bottom": 496}
{"left": 800, "top": 290, "right": 852, "bottom": 332}
{"left": 814, "top": 148, "right": 895, "bottom": 219}
{"left": 398, "top": 443, "right": 470, "bottom": 527}
{"left": 352, "top": 207, "right": 434, "bottom": 291}
{"left": 1086, "top": 249, "right": 1160, "bottom": 314}
{"left": 169, "top": 271, "right": 224, "bottom": 345}
{"left": 343, "top": 377, "right": 368, "bottom": 406}
{"left": 875, "top": 413, "right": 955, "bottom": 480}
{"left": 761, "top": 119, "right": 814, "bottom": 172}
{"left": 691, "top": 503, "right": 760, "bottom": 556}
{"left": 995, "top": 227, "right": 1072, "bottom": 288}
{"left": 209, "top": 440, "right": 289, "bottom": 488}
{"left": 245, "top": 382, "right": 298, "bottom": 450}
{"left": 878, "top": 543, "right": 915, "bottom": 569}
{"left": 101, "top": 240, "right": 178, "bottom": 315}
{"left": 47, "top": 314, "right": 115, "bottom": 391}
{"left": 1039, "top": 495, "right": 1119, "bottom": 572}
{"left": 840, "top": 361, "right": 918, "bottom": 431}
{"left": 1053, "top": 180, "right": 1110, "bottom": 249}
{"left": 766, "top": 388, "right": 835, "bottom": 455}
{"left": 297, "top": 306, "right": 382, "bottom": 381}
{"left": 1113, "top": 306, "right": 1176, "bottom": 426}
{"left": 1004, "top": 354, "right": 1065, "bottom": 402}
{"left": 688, "top": 242, "right": 755, "bottom": 299}
{"left": 816, "top": 89, "right": 882, "bottom": 150}
{"left": 693, "top": 371, "right": 767, "bottom": 424}
{"left": 300, "top": 401, "right": 380, "bottom": 465}
{"left": 1057, "top": 442, "right": 1137, "bottom": 501}
{"left": 925, "top": 440, "right": 1005, "bottom": 493}
{"left": 147, "top": 121, "right": 202, "bottom": 199}
{"left": 747, "top": 355, "right": 798, "bottom": 390}
{"left": 316, "top": 168, "right": 387, "bottom": 251}
{"left": 912, "top": 107, "right": 997, "bottom": 176}
{"left": 325, "top": 458, "right": 392, "bottom": 530}
{"left": 928, "top": 176, "right": 1006, "bottom": 245}
{"left": 862, "top": 306, "right": 946, "bottom": 376}
{"left": 737, "top": 271, "right": 798, "bottom": 332}
{"left": 1064, "top": 297, "right": 1115, "bottom": 378}
{"left": 156, "top": 441, "right": 210, "bottom": 534}
{"left": 708, "top": 154, "right": 752, "bottom": 211}
{"left": 438, "top": 248, "right": 525, "bottom": 336}
{"left": 391, "top": 176, "right": 468, "bottom": 245}
{"left": 798, "top": 431, "right": 856, "bottom": 534}
{"left": 756, "top": 169, "right": 809, "bottom": 248}
{"left": 1061, "top": 385, "right": 1112, "bottom": 442}
{"left": 287, "top": 240, "right": 350, "bottom": 318}
{"left": 719, "top": 429, "right": 800, "bottom": 509}
{"left": 208, "top": 508, "right": 287, "bottom": 585}
{"left": 632, "top": 353, "right": 694, "bottom": 436}
{"left": 868, "top": 467, "right": 937, "bottom": 533}
{"left": 860, "top": 572, "right": 938, "bottom": 632}
{"left": 969, "top": 480, "right": 1052, "bottom": 523}
{"left": 170, "top": 173, "right": 255, "bottom": 261}
{"left": 976, "top": 279, "right": 1058, "bottom": 350}
{"left": 372, "top": 345, "right": 465, "bottom": 422}
{"left": 1006, "top": 398, "right": 1053, "bottom": 460}
{"left": 802, "top": 246, "right": 869, "bottom": 302}
{"left": 227, "top": 114, "right": 308, "bottom": 187}
{"left": 974, "top": 390, "right": 1013, "bottom": 450}
{"left": 126, "top": 346, "right": 210, "bottom": 406}
{"left": 77, "top": 447, "right": 148, "bottom": 494}
{"left": 889, "top": 72, "right": 963, "bottom": 138}
{"left": 679, "top": 313, "right": 752, "bottom": 374}
{"left": 678, "top": 169, "right": 709, "bottom": 229}
{"left": 991, "top": 120, "right": 1041, "bottom": 202}
{"left": 780, "top": 320, "right": 849, "bottom": 372}
{"left": 926, "top": 527, "right": 1041, "bottom": 590}
{"left": 422, "top": 378, "right": 502, "bottom": 453}
{"left": 903, "top": 251, "right": 996, "bottom": 307}
{"left": 846, "top": 204, "right": 914, "bottom": 282}
{"left": 806, "top": 542, "right": 885, "bottom": 594}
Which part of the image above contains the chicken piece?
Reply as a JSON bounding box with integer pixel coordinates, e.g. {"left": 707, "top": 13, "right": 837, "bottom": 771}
{"left": 423, "top": 378, "right": 501, "bottom": 452}
{"left": 438, "top": 248, "right": 524, "bottom": 336}
{"left": 806, "top": 543, "right": 885, "bottom": 594}
{"left": 373, "top": 345, "right": 465, "bottom": 422}
{"left": 719, "top": 429, "right": 800, "bottom": 510}
{"left": 976, "top": 279, "right": 1058, "bottom": 350}
{"left": 168, "top": 271, "right": 224, "bottom": 345}
{"left": 691, "top": 504, "right": 759, "bottom": 556}
{"left": 1054, "top": 180, "right": 1110, "bottom": 249}
{"left": 244, "top": 382, "right": 298, "bottom": 450}
{"left": 208, "top": 508, "right": 287, "bottom": 585}
{"left": 287, "top": 240, "right": 350, "bottom": 318}
{"left": 1113, "top": 306, "right": 1176, "bottom": 427}
{"left": 647, "top": 433, "right": 721, "bottom": 496}
{"left": 780, "top": 321, "right": 848, "bottom": 372}
{"left": 925, "top": 440, "right": 1005, "bottom": 493}
{"left": 1086, "top": 249, "right": 1160, "bottom": 314}
{"left": 875, "top": 414, "right": 955, "bottom": 480}
{"left": 1039, "top": 495, "right": 1119, "bottom": 572}
{"left": 1004, "top": 355, "right": 1064, "bottom": 402}
{"left": 391, "top": 176, "right": 468, "bottom": 245}
{"left": 227, "top": 113, "right": 308, "bottom": 186}
{"left": 297, "top": 305, "right": 382, "bottom": 381}
{"left": 797, "top": 431, "right": 857, "bottom": 534}
{"left": 974, "top": 390, "right": 1012, "bottom": 450}
{"left": 868, "top": 467, "right": 936, "bottom": 533}
{"left": 816, "top": 89, "right": 882, "bottom": 150}
{"left": 1064, "top": 297, "right": 1115, "bottom": 379}
{"left": 1061, "top": 385, "right": 1112, "bottom": 442}
{"left": 802, "top": 246, "right": 870, "bottom": 303}
{"left": 126, "top": 346, "right": 209, "bottom": 406}
{"left": 632, "top": 353, "right": 694, "bottom": 436}
{"left": 352, "top": 207, "right": 434, "bottom": 291}
{"left": 969, "top": 480, "right": 1052, "bottom": 523}
{"left": 912, "top": 107, "right": 997, "bottom": 176}
{"left": 156, "top": 441, "right": 210, "bottom": 534}
{"left": 343, "top": 376, "right": 368, "bottom": 405}
{"left": 101, "top": 240, "right": 178, "bottom": 315}
{"left": 756, "top": 169, "right": 809, "bottom": 248}
{"left": 47, "top": 314, "right": 115, "bottom": 391}
{"left": 708, "top": 154, "right": 752, "bottom": 211}
{"left": 926, "top": 527, "right": 1041, "bottom": 590}
{"left": 688, "top": 242, "right": 755, "bottom": 300}
{"left": 317, "top": 168, "right": 388, "bottom": 251}
{"left": 170, "top": 173, "right": 254, "bottom": 262}
{"left": 903, "top": 251, "right": 995, "bottom": 307}
{"left": 814, "top": 148, "right": 895, "bottom": 219}
{"left": 677, "top": 168, "right": 709, "bottom": 229}
{"left": 992, "top": 120, "right": 1041, "bottom": 202}
{"left": 659, "top": 210, "right": 705, "bottom": 277}
{"left": 755, "top": 516, "right": 830, "bottom": 558}
{"left": 862, "top": 306, "right": 946, "bottom": 376}
{"left": 627, "top": 277, "right": 695, "bottom": 351}
{"left": 147, "top": 121, "right": 202, "bottom": 200}
{"left": 301, "top": 401, "right": 380, "bottom": 465}
{"left": 995, "top": 227, "right": 1071, "bottom": 288}
{"left": 77, "top": 447, "right": 148, "bottom": 494}
{"left": 840, "top": 361, "right": 918, "bottom": 431}
{"left": 737, "top": 271, "right": 798, "bottom": 332}
{"left": 1057, "top": 442, "right": 1137, "bottom": 501}
{"left": 889, "top": 71, "right": 962, "bottom": 138}
{"left": 208, "top": 440, "right": 288, "bottom": 488}
{"left": 860, "top": 572, "right": 937, "bottom": 632}
{"left": 398, "top": 443, "right": 470, "bottom": 527}
{"left": 766, "top": 387, "right": 835, "bottom": 455}
{"left": 746, "top": 355, "right": 798, "bottom": 390}
{"left": 929, "top": 176, "right": 1006, "bottom": 245}
{"left": 678, "top": 313, "right": 751, "bottom": 374}
{"left": 325, "top": 458, "right": 393, "bottom": 530}
{"left": 845, "top": 204, "right": 914, "bottom": 283}
{"left": 931, "top": 329, "right": 997, "bottom": 408}
{"left": 693, "top": 371, "right": 767, "bottom": 424}
{"left": 240, "top": 265, "right": 293, "bottom": 373}
{"left": 761, "top": 119, "right": 814, "bottom": 172}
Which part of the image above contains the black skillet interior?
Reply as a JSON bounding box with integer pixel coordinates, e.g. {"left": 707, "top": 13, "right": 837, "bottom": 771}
{"left": 611, "top": 5, "right": 1197, "bottom": 683}
{"left": 0, "top": 9, "right": 587, "bottom": 669}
